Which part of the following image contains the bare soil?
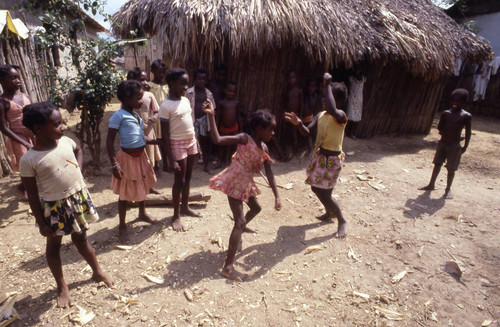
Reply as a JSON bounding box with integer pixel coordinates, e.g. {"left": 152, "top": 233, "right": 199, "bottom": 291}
{"left": 1, "top": 104, "right": 499, "bottom": 327}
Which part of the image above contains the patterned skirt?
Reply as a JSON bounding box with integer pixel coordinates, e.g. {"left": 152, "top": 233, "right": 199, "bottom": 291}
{"left": 305, "top": 151, "right": 345, "bottom": 189}
{"left": 41, "top": 188, "right": 99, "bottom": 236}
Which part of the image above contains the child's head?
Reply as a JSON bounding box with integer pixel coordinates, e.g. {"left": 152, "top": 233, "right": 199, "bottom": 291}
{"left": 224, "top": 81, "right": 237, "bottom": 100}
{"left": 307, "top": 78, "right": 319, "bottom": 96}
{"left": 22, "top": 101, "right": 64, "bottom": 139}
{"left": 249, "top": 110, "right": 276, "bottom": 142}
{"left": 127, "top": 67, "right": 148, "bottom": 89}
{"left": 287, "top": 70, "right": 297, "bottom": 87}
{"left": 324, "top": 82, "right": 348, "bottom": 109}
{"left": 0, "top": 65, "right": 21, "bottom": 91}
{"left": 193, "top": 68, "right": 208, "bottom": 89}
{"left": 450, "top": 88, "right": 469, "bottom": 109}
{"left": 166, "top": 68, "right": 189, "bottom": 97}
{"left": 215, "top": 65, "right": 227, "bottom": 82}
{"left": 151, "top": 59, "right": 166, "bottom": 81}
{"left": 117, "top": 80, "right": 144, "bottom": 109}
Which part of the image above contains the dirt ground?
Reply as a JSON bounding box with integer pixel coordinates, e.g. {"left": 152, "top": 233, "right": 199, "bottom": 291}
{"left": 0, "top": 104, "right": 499, "bottom": 327}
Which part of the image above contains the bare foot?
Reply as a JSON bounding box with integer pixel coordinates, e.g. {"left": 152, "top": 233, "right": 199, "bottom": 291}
{"left": 444, "top": 190, "right": 453, "bottom": 199}
{"left": 56, "top": 284, "right": 71, "bottom": 308}
{"left": 118, "top": 226, "right": 129, "bottom": 244}
{"left": 335, "top": 219, "right": 347, "bottom": 238}
{"left": 221, "top": 267, "right": 246, "bottom": 282}
{"left": 316, "top": 212, "right": 332, "bottom": 222}
{"left": 419, "top": 185, "right": 435, "bottom": 191}
{"left": 92, "top": 271, "right": 115, "bottom": 288}
{"left": 172, "top": 217, "right": 185, "bottom": 232}
{"left": 139, "top": 213, "right": 158, "bottom": 224}
{"left": 180, "top": 206, "right": 202, "bottom": 217}
{"left": 149, "top": 188, "right": 161, "bottom": 195}
{"left": 243, "top": 226, "right": 257, "bottom": 233}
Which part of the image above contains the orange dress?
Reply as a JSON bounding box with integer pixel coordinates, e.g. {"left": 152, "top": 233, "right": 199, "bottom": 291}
{"left": 1, "top": 94, "right": 34, "bottom": 172}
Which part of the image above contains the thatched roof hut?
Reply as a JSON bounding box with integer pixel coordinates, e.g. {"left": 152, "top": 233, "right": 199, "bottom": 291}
{"left": 113, "top": 0, "right": 492, "bottom": 137}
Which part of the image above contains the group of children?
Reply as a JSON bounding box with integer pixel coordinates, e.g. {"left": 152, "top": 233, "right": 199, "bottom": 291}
{"left": 0, "top": 61, "right": 473, "bottom": 306}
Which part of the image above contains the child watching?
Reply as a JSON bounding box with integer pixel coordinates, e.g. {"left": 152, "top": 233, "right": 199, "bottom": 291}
{"left": 217, "top": 81, "right": 243, "bottom": 167}
{"left": 148, "top": 59, "right": 169, "bottom": 140}
{"left": 20, "top": 102, "right": 113, "bottom": 307}
{"left": 160, "top": 68, "right": 202, "bottom": 232}
{"left": 283, "top": 70, "right": 303, "bottom": 159}
{"left": 203, "top": 100, "right": 281, "bottom": 281}
{"left": 106, "top": 80, "right": 159, "bottom": 244}
{"left": 302, "top": 78, "right": 322, "bottom": 153}
{"left": 0, "top": 65, "right": 34, "bottom": 196}
{"left": 420, "top": 88, "right": 472, "bottom": 199}
{"left": 285, "top": 73, "right": 348, "bottom": 238}
{"left": 185, "top": 68, "right": 216, "bottom": 173}
{"left": 346, "top": 65, "right": 366, "bottom": 139}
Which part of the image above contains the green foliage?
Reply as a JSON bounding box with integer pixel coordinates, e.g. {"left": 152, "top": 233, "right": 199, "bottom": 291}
{"left": 31, "top": 0, "right": 124, "bottom": 166}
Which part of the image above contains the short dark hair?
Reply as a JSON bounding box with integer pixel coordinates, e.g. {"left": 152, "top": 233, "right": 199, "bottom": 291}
{"left": 117, "top": 80, "right": 143, "bottom": 102}
{"left": 193, "top": 68, "right": 208, "bottom": 80}
{"left": 225, "top": 81, "right": 237, "bottom": 89}
{"left": 331, "top": 82, "right": 348, "bottom": 108}
{"left": 450, "top": 88, "right": 469, "bottom": 103}
{"left": 126, "top": 67, "right": 143, "bottom": 80}
{"left": 22, "top": 101, "right": 58, "bottom": 132}
{"left": 0, "top": 64, "right": 18, "bottom": 79}
{"left": 151, "top": 59, "right": 166, "bottom": 71}
{"left": 165, "top": 68, "right": 188, "bottom": 84}
{"left": 249, "top": 110, "right": 274, "bottom": 132}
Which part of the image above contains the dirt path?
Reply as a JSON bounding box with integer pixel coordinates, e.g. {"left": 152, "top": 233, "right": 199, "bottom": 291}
{"left": 0, "top": 106, "right": 498, "bottom": 326}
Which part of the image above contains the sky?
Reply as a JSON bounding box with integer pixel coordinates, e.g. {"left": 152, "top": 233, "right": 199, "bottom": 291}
{"left": 87, "top": 0, "right": 129, "bottom": 31}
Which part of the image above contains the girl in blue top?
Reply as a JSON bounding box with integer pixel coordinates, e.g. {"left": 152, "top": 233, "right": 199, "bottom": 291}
{"left": 106, "top": 80, "right": 161, "bottom": 244}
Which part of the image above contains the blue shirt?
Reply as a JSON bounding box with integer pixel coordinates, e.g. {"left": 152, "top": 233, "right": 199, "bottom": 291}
{"left": 109, "top": 109, "right": 146, "bottom": 149}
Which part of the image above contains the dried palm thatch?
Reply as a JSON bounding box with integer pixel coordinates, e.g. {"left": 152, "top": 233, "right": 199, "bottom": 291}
{"left": 113, "top": 0, "right": 491, "bottom": 77}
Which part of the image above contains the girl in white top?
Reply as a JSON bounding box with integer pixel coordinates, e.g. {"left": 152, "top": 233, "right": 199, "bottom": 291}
{"left": 160, "top": 68, "right": 201, "bottom": 232}
{"left": 20, "top": 102, "right": 113, "bottom": 308}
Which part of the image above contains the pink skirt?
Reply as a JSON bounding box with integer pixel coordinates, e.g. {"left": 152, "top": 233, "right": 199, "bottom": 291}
{"left": 111, "top": 150, "right": 156, "bottom": 201}
{"left": 305, "top": 151, "right": 344, "bottom": 189}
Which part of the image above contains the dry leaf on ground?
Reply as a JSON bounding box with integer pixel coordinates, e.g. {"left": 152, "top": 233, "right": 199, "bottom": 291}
{"left": 443, "top": 261, "right": 462, "bottom": 278}
{"left": 304, "top": 245, "right": 323, "bottom": 254}
{"left": 392, "top": 270, "right": 407, "bottom": 284}
{"left": 374, "top": 306, "right": 405, "bottom": 320}
{"left": 70, "top": 305, "right": 95, "bottom": 326}
{"left": 142, "top": 273, "right": 164, "bottom": 284}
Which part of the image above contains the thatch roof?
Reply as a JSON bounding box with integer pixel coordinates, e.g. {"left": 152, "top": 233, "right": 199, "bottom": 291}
{"left": 113, "top": 0, "right": 492, "bottom": 78}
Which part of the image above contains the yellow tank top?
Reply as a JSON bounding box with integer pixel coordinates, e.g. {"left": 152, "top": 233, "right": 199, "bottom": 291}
{"left": 314, "top": 111, "right": 346, "bottom": 152}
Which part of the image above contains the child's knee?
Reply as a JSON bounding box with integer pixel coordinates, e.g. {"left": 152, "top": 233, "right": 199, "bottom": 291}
{"left": 71, "top": 232, "right": 88, "bottom": 246}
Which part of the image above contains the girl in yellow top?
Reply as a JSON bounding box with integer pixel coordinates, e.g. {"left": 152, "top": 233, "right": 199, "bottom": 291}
{"left": 285, "top": 73, "right": 348, "bottom": 238}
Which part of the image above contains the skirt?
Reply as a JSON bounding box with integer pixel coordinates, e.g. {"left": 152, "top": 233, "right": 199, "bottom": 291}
{"left": 41, "top": 188, "right": 99, "bottom": 236}
{"left": 305, "top": 151, "right": 344, "bottom": 189}
{"left": 111, "top": 150, "right": 157, "bottom": 201}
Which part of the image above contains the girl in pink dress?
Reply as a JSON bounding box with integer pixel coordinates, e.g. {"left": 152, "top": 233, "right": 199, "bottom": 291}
{"left": 203, "top": 100, "right": 281, "bottom": 282}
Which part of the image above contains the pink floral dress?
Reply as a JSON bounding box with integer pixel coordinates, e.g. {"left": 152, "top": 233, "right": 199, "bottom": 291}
{"left": 209, "top": 137, "right": 272, "bottom": 202}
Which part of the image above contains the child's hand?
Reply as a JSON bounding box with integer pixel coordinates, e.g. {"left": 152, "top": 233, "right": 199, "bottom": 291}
{"left": 274, "top": 197, "right": 282, "bottom": 211}
{"left": 148, "top": 116, "right": 157, "bottom": 124}
{"left": 462, "top": 146, "right": 467, "bottom": 154}
{"left": 202, "top": 99, "right": 214, "bottom": 115}
{"left": 323, "top": 72, "right": 333, "bottom": 85}
{"left": 168, "top": 160, "right": 181, "bottom": 173}
{"left": 112, "top": 165, "right": 123, "bottom": 179}
{"left": 39, "top": 225, "right": 54, "bottom": 237}
{"left": 284, "top": 112, "right": 301, "bottom": 126}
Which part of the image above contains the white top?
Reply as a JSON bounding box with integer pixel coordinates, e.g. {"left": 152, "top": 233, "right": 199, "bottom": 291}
{"left": 159, "top": 97, "right": 195, "bottom": 141}
{"left": 19, "top": 136, "right": 86, "bottom": 201}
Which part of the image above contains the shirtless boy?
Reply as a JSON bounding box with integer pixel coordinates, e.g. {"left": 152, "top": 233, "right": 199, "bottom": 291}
{"left": 283, "top": 70, "right": 303, "bottom": 158}
{"left": 420, "top": 88, "right": 472, "bottom": 199}
{"left": 217, "top": 81, "right": 242, "bottom": 167}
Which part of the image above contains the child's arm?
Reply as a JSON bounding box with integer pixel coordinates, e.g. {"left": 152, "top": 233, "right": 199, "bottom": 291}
{"left": 283, "top": 112, "right": 318, "bottom": 137}
{"left": 21, "top": 177, "right": 54, "bottom": 237}
{"left": 323, "top": 73, "right": 347, "bottom": 124}
{"left": 262, "top": 143, "right": 281, "bottom": 211}
{"left": 74, "top": 143, "right": 83, "bottom": 170}
{"left": 203, "top": 99, "right": 247, "bottom": 146}
{"left": 462, "top": 115, "right": 472, "bottom": 153}
{"left": 0, "top": 101, "right": 32, "bottom": 149}
{"left": 437, "top": 113, "right": 445, "bottom": 135}
{"left": 106, "top": 128, "right": 123, "bottom": 179}
{"left": 160, "top": 118, "right": 180, "bottom": 172}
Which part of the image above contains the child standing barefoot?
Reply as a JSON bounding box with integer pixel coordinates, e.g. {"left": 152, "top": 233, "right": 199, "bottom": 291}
{"left": 203, "top": 101, "right": 281, "bottom": 281}
{"left": 20, "top": 102, "right": 113, "bottom": 307}
{"left": 160, "top": 68, "right": 201, "bottom": 231}
{"left": 217, "top": 81, "right": 243, "bottom": 167}
{"left": 285, "top": 73, "right": 348, "bottom": 238}
{"left": 0, "top": 65, "right": 35, "bottom": 195}
{"left": 106, "top": 80, "right": 159, "bottom": 244}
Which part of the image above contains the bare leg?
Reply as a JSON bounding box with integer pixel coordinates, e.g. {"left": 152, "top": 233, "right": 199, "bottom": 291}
{"left": 172, "top": 158, "right": 187, "bottom": 231}
{"left": 71, "top": 231, "right": 114, "bottom": 287}
{"left": 221, "top": 196, "right": 248, "bottom": 282}
{"left": 312, "top": 186, "right": 347, "bottom": 238}
{"left": 420, "top": 164, "right": 442, "bottom": 190}
{"left": 444, "top": 170, "right": 455, "bottom": 199}
{"left": 201, "top": 136, "right": 213, "bottom": 174}
{"left": 118, "top": 199, "right": 128, "bottom": 243}
{"left": 138, "top": 201, "right": 158, "bottom": 223}
{"left": 243, "top": 197, "right": 261, "bottom": 233}
{"left": 46, "top": 235, "right": 71, "bottom": 307}
{"left": 180, "top": 154, "right": 202, "bottom": 218}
